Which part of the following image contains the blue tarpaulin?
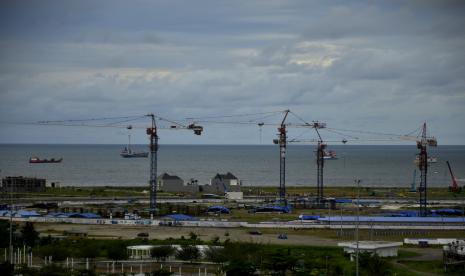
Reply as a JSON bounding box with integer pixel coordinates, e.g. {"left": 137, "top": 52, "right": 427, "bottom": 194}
{"left": 431, "top": 209, "right": 464, "bottom": 215}
{"left": 335, "top": 199, "right": 352, "bottom": 203}
{"left": 254, "top": 205, "right": 291, "bottom": 213}
{"left": 206, "top": 206, "right": 230, "bottom": 214}
{"left": 318, "top": 216, "right": 465, "bottom": 223}
{"left": 69, "top": 213, "right": 101, "bottom": 219}
{"left": 164, "top": 214, "right": 198, "bottom": 221}
{"left": 0, "top": 210, "right": 42, "bottom": 218}
{"left": 46, "top": 212, "right": 101, "bottom": 218}
{"left": 383, "top": 211, "right": 419, "bottom": 217}
{"left": 299, "top": 215, "right": 320, "bottom": 220}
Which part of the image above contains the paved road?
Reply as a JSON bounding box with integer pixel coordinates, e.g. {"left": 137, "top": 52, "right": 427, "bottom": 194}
{"left": 35, "top": 223, "right": 339, "bottom": 247}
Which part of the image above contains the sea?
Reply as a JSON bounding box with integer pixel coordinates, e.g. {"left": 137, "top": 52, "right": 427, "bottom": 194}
{"left": 0, "top": 144, "right": 464, "bottom": 188}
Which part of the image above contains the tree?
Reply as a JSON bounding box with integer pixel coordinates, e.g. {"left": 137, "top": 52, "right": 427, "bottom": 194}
{"left": 224, "top": 260, "right": 257, "bottom": 276}
{"left": 359, "top": 252, "right": 392, "bottom": 276}
{"left": 37, "top": 264, "right": 69, "bottom": 276}
{"left": 151, "top": 246, "right": 175, "bottom": 261}
{"left": 188, "top": 232, "right": 198, "bottom": 241}
{"left": 149, "top": 268, "right": 174, "bottom": 276}
{"left": 38, "top": 244, "right": 70, "bottom": 262}
{"left": 106, "top": 241, "right": 128, "bottom": 260}
{"left": 176, "top": 245, "right": 200, "bottom": 262}
{"left": 0, "top": 221, "right": 10, "bottom": 248}
{"left": 0, "top": 262, "right": 14, "bottom": 276}
{"left": 204, "top": 247, "right": 227, "bottom": 264}
{"left": 210, "top": 235, "right": 220, "bottom": 245}
{"left": 21, "top": 222, "right": 39, "bottom": 248}
{"left": 262, "top": 249, "right": 298, "bottom": 276}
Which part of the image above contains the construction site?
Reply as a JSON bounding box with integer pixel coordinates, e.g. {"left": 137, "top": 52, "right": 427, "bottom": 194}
{"left": 1, "top": 111, "right": 464, "bottom": 275}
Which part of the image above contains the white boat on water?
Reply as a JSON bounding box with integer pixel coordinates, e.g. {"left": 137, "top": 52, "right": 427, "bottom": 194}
{"left": 121, "top": 133, "right": 148, "bottom": 158}
{"left": 323, "top": 150, "right": 338, "bottom": 160}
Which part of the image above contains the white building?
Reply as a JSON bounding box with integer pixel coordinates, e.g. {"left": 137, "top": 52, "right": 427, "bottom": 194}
{"left": 127, "top": 245, "right": 155, "bottom": 259}
{"left": 338, "top": 241, "right": 403, "bottom": 260}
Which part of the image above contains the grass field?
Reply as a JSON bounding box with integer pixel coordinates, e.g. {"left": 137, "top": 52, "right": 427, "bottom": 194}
{"left": 9, "top": 185, "right": 465, "bottom": 200}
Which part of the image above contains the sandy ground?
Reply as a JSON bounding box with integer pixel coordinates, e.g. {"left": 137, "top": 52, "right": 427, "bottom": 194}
{"left": 34, "top": 223, "right": 338, "bottom": 247}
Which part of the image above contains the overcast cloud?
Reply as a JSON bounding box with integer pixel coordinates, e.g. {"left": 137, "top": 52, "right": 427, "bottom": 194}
{"left": 0, "top": 0, "right": 464, "bottom": 144}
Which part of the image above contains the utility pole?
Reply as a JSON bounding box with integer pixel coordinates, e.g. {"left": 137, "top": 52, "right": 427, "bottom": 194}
{"left": 9, "top": 177, "right": 14, "bottom": 264}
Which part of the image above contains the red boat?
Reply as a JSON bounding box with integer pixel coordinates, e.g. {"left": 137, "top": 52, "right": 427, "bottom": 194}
{"left": 29, "top": 157, "right": 63, "bottom": 163}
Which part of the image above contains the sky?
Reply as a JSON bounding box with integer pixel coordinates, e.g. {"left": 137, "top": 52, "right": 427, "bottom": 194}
{"left": 0, "top": 0, "right": 464, "bottom": 145}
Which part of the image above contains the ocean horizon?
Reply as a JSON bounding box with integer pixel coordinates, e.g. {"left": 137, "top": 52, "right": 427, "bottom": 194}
{"left": 1, "top": 144, "right": 464, "bottom": 188}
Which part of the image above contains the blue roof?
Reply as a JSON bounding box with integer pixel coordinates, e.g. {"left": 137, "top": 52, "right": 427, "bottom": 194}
{"left": 0, "top": 210, "right": 42, "bottom": 218}
{"left": 164, "top": 214, "right": 198, "bottom": 221}
{"left": 382, "top": 211, "right": 419, "bottom": 217}
{"left": 46, "top": 212, "right": 101, "bottom": 219}
{"left": 69, "top": 213, "right": 101, "bottom": 219}
{"left": 206, "top": 206, "right": 230, "bottom": 214}
{"left": 299, "top": 215, "right": 320, "bottom": 220}
{"left": 318, "top": 216, "right": 465, "bottom": 223}
{"left": 335, "top": 199, "right": 352, "bottom": 203}
{"left": 431, "top": 209, "right": 464, "bottom": 215}
{"left": 255, "top": 205, "right": 291, "bottom": 213}
{"left": 46, "top": 212, "right": 70, "bottom": 218}
{"left": 17, "top": 210, "right": 42, "bottom": 217}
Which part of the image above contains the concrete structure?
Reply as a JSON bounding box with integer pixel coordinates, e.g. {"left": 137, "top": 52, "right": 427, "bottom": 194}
{"left": 158, "top": 173, "right": 198, "bottom": 194}
{"left": 443, "top": 240, "right": 465, "bottom": 270}
{"left": 203, "top": 172, "right": 241, "bottom": 194}
{"left": 1, "top": 176, "right": 46, "bottom": 193}
{"left": 127, "top": 245, "right": 155, "bottom": 259}
{"left": 225, "top": 192, "right": 243, "bottom": 200}
{"left": 404, "top": 238, "right": 459, "bottom": 246}
{"left": 338, "top": 241, "right": 403, "bottom": 260}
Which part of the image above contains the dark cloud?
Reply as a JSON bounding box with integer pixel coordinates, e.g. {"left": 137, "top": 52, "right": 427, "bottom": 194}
{"left": 0, "top": 0, "right": 464, "bottom": 144}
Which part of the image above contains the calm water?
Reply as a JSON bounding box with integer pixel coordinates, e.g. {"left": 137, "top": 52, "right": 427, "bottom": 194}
{"left": 0, "top": 144, "right": 464, "bottom": 188}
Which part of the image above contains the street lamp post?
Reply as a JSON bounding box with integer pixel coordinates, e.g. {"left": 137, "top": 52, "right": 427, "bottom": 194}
{"left": 355, "top": 179, "right": 361, "bottom": 276}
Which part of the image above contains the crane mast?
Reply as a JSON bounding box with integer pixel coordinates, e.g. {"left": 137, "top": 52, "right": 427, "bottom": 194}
{"left": 313, "top": 123, "right": 327, "bottom": 206}
{"left": 145, "top": 114, "right": 203, "bottom": 215}
{"left": 417, "top": 122, "right": 437, "bottom": 217}
{"left": 278, "top": 110, "right": 290, "bottom": 205}
{"left": 146, "top": 114, "right": 159, "bottom": 214}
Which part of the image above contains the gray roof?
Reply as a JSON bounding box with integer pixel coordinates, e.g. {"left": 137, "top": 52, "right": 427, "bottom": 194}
{"left": 213, "top": 172, "right": 237, "bottom": 180}
{"left": 160, "top": 173, "right": 182, "bottom": 180}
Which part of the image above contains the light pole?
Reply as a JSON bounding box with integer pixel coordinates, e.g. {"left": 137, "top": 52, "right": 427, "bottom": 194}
{"left": 340, "top": 204, "right": 343, "bottom": 238}
{"left": 9, "top": 177, "right": 14, "bottom": 264}
{"left": 355, "top": 179, "right": 361, "bottom": 276}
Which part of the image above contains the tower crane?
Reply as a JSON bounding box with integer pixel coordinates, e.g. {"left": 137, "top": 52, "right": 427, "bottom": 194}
{"left": 287, "top": 122, "right": 330, "bottom": 206}
{"left": 416, "top": 123, "right": 437, "bottom": 216}
{"left": 146, "top": 114, "right": 203, "bottom": 214}
{"left": 277, "top": 110, "right": 290, "bottom": 205}
{"left": 33, "top": 114, "right": 204, "bottom": 215}
{"left": 396, "top": 123, "right": 437, "bottom": 216}
{"left": 314, "top": 121, "right": 327, "bottom": 206}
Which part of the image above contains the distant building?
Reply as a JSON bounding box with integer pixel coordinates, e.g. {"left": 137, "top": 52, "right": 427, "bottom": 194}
{"left": 1, "top": 176, "right": 46, "bottom": 193}
{"left": 225, "top": 192, "right": 243, "bottom": 200}
{"left": 158, "top": 173, "right": 198, "bottom": 194}
{"left": 203, "top": 172, "right": 241, "bottom": 194}
{"left": 338, "top": 241, "right": 402, "bottom": 260}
